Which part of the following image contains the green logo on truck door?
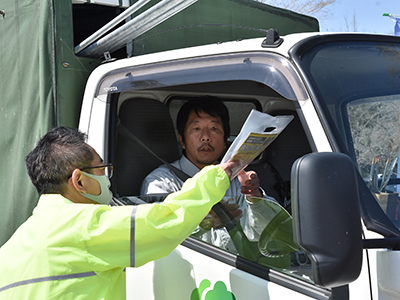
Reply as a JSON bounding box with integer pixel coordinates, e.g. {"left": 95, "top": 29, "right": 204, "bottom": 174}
{"left": 191, "top": 279, "right": 236, "bottom": 300}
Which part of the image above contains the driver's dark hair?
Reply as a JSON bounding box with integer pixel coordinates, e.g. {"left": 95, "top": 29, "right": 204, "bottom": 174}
{"left": 177, "top": 97, "right": 230, "bottom": 144}
{"left": 25, "top": 127, "right": 93, "bottom": 195}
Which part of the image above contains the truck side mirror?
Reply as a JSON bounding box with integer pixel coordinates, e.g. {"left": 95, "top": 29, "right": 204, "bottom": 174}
{"left": 291, "top": 152, "right": 363, "bottom": 288}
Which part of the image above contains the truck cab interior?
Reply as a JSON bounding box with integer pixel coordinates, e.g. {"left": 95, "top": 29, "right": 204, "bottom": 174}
{"left": 105, "top": 82, "right": 313, "bottom": 207}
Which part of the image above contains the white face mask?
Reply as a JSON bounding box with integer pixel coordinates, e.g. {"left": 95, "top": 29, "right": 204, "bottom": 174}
{"left": 79, "top": 171, "right": 113, "bottom": 205}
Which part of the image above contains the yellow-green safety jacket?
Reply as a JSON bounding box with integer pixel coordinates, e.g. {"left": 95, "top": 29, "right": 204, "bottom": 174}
{"left": 0, "top": 165, "right": 229, "bottom": 299}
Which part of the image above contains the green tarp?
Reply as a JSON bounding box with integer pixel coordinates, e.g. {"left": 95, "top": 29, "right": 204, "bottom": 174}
{"left": 0, "top": 0, "right": 99, "bottom": 245}
{"left": 131, "top": 0, "right": 319, "bottom": 56}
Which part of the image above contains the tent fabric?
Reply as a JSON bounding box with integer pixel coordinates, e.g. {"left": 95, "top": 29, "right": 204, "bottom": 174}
{"left": 0, "top": 0, "right": 100, "bottom": 246}
{"left": 130, "top": 0, "right": 319, "bottom": 56}
{"left": 0, "top": 0, "right": 55, "bottom": 246}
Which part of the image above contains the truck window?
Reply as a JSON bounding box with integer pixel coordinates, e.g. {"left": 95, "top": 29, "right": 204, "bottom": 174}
{"left": 111, "top": 93, "right": 315, "bottom": 289}
{"left": 347, "top": 95, "right": 400, "bottom": 229}
{"left": 294, "top": 36, "right": 400, "bottom": 237}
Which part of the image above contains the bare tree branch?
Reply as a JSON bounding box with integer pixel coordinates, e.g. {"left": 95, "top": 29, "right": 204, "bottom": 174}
{"left": 344, "top": 11, "right": 359, "bottom": 32}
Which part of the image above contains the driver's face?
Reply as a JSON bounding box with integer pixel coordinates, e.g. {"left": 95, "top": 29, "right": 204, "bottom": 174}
{"left": 179, "top": 110, "right": 226, "bottom": 169}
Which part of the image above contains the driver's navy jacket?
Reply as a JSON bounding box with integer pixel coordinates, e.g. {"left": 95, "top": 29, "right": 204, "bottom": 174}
{"left": 0, "top": 165, "right": 229, "bottom": 300}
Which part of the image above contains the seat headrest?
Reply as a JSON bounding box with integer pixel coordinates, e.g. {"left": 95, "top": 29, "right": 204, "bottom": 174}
{"left": 113, "top": 98, "right": 180, "bottom": 196}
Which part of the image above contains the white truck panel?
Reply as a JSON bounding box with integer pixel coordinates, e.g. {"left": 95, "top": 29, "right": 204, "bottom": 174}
{"left": 126, "top": 245, "right": 317, "bottom": 300}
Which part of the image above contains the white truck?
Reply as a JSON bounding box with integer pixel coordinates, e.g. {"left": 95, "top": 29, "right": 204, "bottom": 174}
{"left": 78, "top": 29, "right": 400, "bottom": 299}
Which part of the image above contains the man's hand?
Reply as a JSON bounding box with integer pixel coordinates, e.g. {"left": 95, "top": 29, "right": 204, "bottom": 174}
{"left": 210, "top": 199, "right": 243, "bottom": 229}
{"left": 237, "top": 170, "right": 263, "bottom": 198}
{"left": 218, "top": 161, "right": 239, "bottom": 181}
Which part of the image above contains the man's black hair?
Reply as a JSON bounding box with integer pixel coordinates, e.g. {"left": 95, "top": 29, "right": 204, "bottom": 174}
{"left": 25, "top": 127, "right": 93, "bottom": 195}
{"left": 176, "top": 97, "right": 230, "bottom": 144}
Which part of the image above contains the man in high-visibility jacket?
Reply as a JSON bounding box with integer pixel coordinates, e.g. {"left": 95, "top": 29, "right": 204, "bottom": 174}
{"left": 0, "top": 127, "right": 235, "bottom": 300}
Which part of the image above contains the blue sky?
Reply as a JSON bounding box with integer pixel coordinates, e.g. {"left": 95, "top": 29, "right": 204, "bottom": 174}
{"left": 317, "top": 0, "right": 399, "bottom": 35}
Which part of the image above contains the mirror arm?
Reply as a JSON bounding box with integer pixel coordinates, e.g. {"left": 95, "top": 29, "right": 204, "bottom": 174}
{"left": 363, "top": 237, "right": 400, "bottom": 250}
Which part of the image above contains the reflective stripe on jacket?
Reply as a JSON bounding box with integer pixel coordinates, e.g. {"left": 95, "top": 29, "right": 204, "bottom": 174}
{"left": 0, "top": 165, "right": 228, "bottom": 299}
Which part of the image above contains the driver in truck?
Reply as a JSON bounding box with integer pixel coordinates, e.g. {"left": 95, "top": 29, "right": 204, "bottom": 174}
{"left": 0, "top": 126, "right": 237, "bottom": 300}
{"left": 140, "top": 97, "right": 277, "bottom": 253}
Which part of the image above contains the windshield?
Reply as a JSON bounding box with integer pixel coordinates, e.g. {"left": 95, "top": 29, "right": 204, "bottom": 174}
{"left": 295, "top": 36, "right": 400, "bottom": 233}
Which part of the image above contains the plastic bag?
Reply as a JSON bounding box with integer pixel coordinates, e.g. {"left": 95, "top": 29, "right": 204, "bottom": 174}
{"left": 221, "top": 110, "right": 293, "bottom": 179}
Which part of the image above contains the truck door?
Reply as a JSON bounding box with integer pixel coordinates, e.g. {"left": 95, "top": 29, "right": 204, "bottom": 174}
{"left": 80, "top": 48, "right": 356, "bottom": 299}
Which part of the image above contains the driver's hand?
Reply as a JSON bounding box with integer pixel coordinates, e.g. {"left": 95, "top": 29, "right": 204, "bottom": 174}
{"left": 237, "top": 170, "right": 263, "bottom": 198}
{"left": 209, "top": 199, "right": 243, "bottom": 229}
